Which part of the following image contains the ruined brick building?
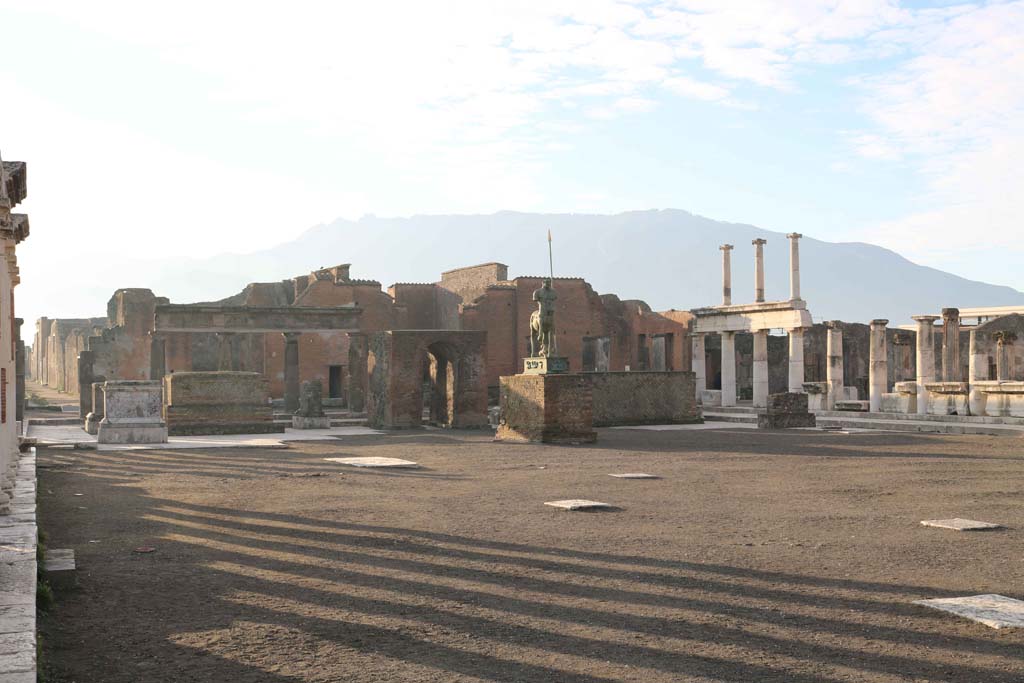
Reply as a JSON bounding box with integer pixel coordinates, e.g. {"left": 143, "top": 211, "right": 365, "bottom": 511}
{"left": 30, "top": 262, "right": 693, "bottom": 405}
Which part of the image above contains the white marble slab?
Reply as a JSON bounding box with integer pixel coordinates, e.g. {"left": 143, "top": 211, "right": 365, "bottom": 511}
{"left": 544, "top": 500, "right": 613, "bottom": 511}
{"left": 43, "top": 549, "right": 75, "bottom": 572}
{"left": 914, "top": 594, "right": 1024, "bottom": 629}
{"left": 608, "top": 473, "right": 660, "bottom": 479}
{"left": 324, "top": 457, "right": 419, "bottom": 468}
{"left": 920, "top": 518, "right": 1002, "bottom": 531}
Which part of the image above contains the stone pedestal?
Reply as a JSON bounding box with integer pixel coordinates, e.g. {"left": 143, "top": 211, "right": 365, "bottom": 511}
{"left": 496, "top": 374, "right": 596, "bottom": 444}
{"left": 523, "top": 356, "right": 569, "bottom": 375}
{"left": 292, "top": 379, "right": 332, "bottom": 429}
{"left": 97, "top": 381, "right": 168, "bottom": 444}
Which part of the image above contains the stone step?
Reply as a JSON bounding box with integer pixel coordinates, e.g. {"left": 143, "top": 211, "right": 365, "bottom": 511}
{"left": 815, "top": 410, "right": 1024, "bottom": 426}
{"left": 702, "top": 405, "right": 759, "bottom": 415}
{"left": 816, "top": 416, "right": 1024, "bottom": 436}
{"left": 703, "top": 412, "right": 759, "bottom": 424}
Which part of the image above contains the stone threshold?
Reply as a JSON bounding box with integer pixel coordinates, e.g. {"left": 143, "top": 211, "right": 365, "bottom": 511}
{"left": 0, "top": 447, "right": 37, "bottom": 681}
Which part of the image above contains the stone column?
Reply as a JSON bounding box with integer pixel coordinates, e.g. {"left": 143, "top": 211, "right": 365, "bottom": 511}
{"left": 216, "top": 332, "right": 237, "bottom": 371}
{"left": 691, "top": 333, "right": 706, "bottom": 400}
{"left": 968, "top": 329, "right": 987, "bottom": 416}
{"left": 720, "top": 331, "right": 737, "bottom": 407}
{"left": 787, "top": 233, "right": 802, "bottom": 301}
{"left": 788, "top": 327, "right": 805, "bottom": 393}
{"left": 347, "top": 333, "right": 368, "bottom": 413}
{"left": 752, "top": 238, "right": 767, "bottom": 303}
{"left": 77, "top": 350, "right": 95, "bottom": 419}
{"left": 149, "top": 333, "right": 166, "bottom": 381}
{"left": 720, "top": 244, "right": 734, "bottom": 306}
{"left": 283, "top": 332, "right": 301, "bottom": 413}
{"left": 913, "top": 315, "right": 938, "bottom": 414}
{"left": 826, "top": 322, "right": 843, "bottom": 410}
{"left": 752, "top": 329, "right": 769, "bottom": 408}
{"left": 995, "top": 331, "right": 1016, "bottom": 381}
{"left": 869, "top": 319, "right": 888, "bottom": 413}
{"left": 941, "top": 308, "right": 961, "bottom": 382}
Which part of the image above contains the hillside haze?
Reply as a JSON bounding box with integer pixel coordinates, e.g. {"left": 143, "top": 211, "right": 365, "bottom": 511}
{"left": 125, "top": 210, "right": 1024, "bottom": 325}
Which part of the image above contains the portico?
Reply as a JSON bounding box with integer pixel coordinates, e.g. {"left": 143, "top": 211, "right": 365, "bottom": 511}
{"left": 693, "top": 235, "right": 813, "bottom": 408}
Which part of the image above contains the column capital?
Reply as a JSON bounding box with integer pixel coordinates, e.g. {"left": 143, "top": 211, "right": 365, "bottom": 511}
{"left": 282, "top": 331, "right": 302, "bottom": 342}
{"left": 752, "top": 238, "right": 767, "bottom": 246}
{"left": 719, "top": 244, "right": 734, "bottom": 252}
{"left": 720, "top": 330, "right": 736, "bottom": 339}
{"left": 825, "top": 320, "right": 842, "bottom": 330}
{"left": 941, "top": 307, "right": 960, "bottom": 321}
{"left": 911, "top": 315, "right": 939, "bottom": 324}
{"left": 786, "top": 232, "right": 802, "bottom": 240}
{"left": 995, "top": 331, "right": 1017, "bottom": 345}
{"left": 870, "top": 319, "right": 889, "bottom": 328}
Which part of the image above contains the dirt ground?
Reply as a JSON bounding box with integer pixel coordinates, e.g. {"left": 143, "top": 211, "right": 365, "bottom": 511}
{"left": 35, "top": 426, "right": 1024, "bottom": 682}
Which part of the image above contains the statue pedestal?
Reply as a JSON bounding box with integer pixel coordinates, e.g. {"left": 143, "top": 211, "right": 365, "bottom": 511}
{"left": 495, "top": 373, "right": 596, "bottom": 444}
{"left": 523, "top": 356, "right": 569, "bottom": 375}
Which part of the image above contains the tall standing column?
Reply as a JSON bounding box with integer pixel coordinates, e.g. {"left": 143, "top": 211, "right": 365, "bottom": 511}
{"left": 869, "top": 319, "right": 889, "bottom": 413}
{"left": 720, "top": 331, "right": 737, "bottom": 407}
{"left": 752, "top": 329, "right": 769, "bottom": 408}
{"left": 283, "top": 332, "right": 301, "bottom": 413}
{"left": 941, "top": 308, "right": 961, "bottom": 382}
{"left": 826, "top": 322, "right": 843, "bottom": 410}
{"left": 691, "top": 333, "right": 706, "bottom": 401}
{"left": 752, "top": 238, "right": 767, "bottom": 303}
{"left": 995, "top": 332, "right": 1016, "bottom": 381}
{"left": 788, "top": 327, "right": 805, "bottom": 393}
{"left": 150, "top": 333, "right": 166, "bottom": 381}
{"left": 968, "top": 329, "right": 987, "bottom": 416}
{"left": 787, "top": 233, "right": 802, "bottom": 301}
{"left": 720, "top": 244, "right": 734, "bottom": 306}
{"left": 913, "top": 315, "right": 938, "bottom": 414}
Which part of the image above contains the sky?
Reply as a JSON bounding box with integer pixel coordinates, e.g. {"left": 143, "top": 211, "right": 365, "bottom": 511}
{"left": 1, "top": 0, "right": 1023, "bottom": 334}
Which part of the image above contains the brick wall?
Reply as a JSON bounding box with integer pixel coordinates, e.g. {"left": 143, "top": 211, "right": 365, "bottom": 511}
{"left": 589, "top": 371, "right": 700, "bottom": 427}
{"left": 437, "top": 263, "right": 508, "bottom": 329}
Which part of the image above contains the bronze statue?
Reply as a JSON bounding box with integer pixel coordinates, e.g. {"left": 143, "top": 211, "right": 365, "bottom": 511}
{"left": 530, "top": 277, "right": 557, "bottom": 357}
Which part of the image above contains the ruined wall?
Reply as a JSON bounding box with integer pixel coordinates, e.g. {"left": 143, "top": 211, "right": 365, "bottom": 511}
{"left": 461, "top": 285, "right": 518, "bottom": 389}
{"left": 590, "top": 371, "right": 699, "bottom": 427}
{"left": 436, "top": 262, "right": 508, "bottom": 330}
{"left": 43, "top": 318, "right": 105, "bottom": 393}
{"left": 974, "top": 314, "right": 1024, "bottom": 380}
{"left": 389, "top": 284, "right": 440, "bottom": 329}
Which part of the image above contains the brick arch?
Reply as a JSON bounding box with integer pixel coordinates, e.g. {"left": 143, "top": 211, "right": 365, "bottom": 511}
{"left": 367, "top": 331, "right": 488, "bottom": 429}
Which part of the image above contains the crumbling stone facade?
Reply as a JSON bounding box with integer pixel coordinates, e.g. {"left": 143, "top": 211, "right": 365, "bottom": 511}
{"left": 590, "top": 372, "right": 700, "bottom": 427}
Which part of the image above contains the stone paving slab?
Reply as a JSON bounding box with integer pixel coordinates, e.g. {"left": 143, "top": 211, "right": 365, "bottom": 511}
{"left": 44, "top": 549, "right": 75, "bottom": 572}
{"left": 921, "top": 518, "right": 1003, "bottom": 531}
{"left": 544, "top": 500, "right": 613, "bottom": 511}
{"left": 914, "top": 594, "right": 1024, "bottom": 629}
{"left": 324, "top": 457, "right": 419, "bottom": 468}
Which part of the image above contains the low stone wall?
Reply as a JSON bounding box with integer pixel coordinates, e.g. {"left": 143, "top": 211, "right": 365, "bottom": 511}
{"left": 589, "top": 371, "right": 700, "bottom": 427}
{"left": 163, "top": 371, "right": 282, "bottom": 435}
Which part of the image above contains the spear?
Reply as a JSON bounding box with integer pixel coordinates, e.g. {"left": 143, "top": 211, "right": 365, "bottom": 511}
{"left": 547, "top": 229, "right": 554, "bottom": 280}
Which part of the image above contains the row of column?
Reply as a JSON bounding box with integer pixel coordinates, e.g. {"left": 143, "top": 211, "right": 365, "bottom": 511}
{"left": 719, "top": 233, "right": 803, "bottom": 306}
{"left": 692, "top": 327, "right": 805, "bottom": 408}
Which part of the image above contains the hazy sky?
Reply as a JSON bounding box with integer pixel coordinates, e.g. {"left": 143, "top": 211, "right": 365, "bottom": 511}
{"left": 2, "top": 1, "right": 1023, "bottom": 332}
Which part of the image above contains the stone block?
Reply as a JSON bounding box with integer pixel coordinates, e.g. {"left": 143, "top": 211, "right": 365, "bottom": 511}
{"left": 757, "top": 391, "right": 816, "bottom": 429}
{"left": 292, "top": 416, "right": 332, "bottom": 429}
{"left": 700, "top": 389, "right": 722, "bottom": 407}
{"left": 544, "top": 500, "right": 612, "bottom": 511}
{"left": 291, "top": 379, "right": 331, "bottom": 429}
{"left": 163, "top": 372, "right": 282, "bottom": 436}
{"left": 496, "top": 373, "right": 596, "bottom": 444}
{"left": 97, "top": 381, "right": 167, "bottom": 444}
{"left": 920, "top": 518, "right": 1002, "bottom": 531}
{"left": 589, "top": 372, "right": 701, "bottom": 427}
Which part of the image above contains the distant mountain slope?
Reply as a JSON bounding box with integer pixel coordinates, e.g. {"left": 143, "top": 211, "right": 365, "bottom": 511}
{"left": 136, "top": 210, "right": 1024, "bottom": 324}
